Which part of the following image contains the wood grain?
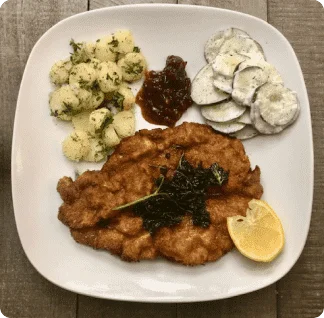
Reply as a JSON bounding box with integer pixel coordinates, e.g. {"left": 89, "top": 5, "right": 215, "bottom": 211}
{"left": 78, "top": 299, "right": 177, "bottom": 318}
{"left": 178, "top": 0, "right": 267, "bottom": 20}
{"left": 268, "top": 0, "right": 324, "bottom": 317}
{"left": 1, "top": 0, "right": 323, "bottom": 317}
{"left": 177, "top": 286, "right": 277, "bottom": 318}
{"left": 0, "top": 0, "right": 87, "bottom": 317}
{"left": 90, "top": 0, "right": 177, "bottom": 11}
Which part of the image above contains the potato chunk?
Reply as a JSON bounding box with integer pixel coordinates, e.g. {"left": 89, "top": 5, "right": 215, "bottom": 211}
{"left": 114, "top": 30, "right": 135, "bottom": 55}
{"left": 95, "top": 35, "right": 119, "bottom": 62}
{"left": 62, "top": 130, "right": 90, "bottom": 161}
{"left": 117, "top": 84, "right": 135, "bottom": 110}
{"left": 83, "top": 136, "right": 107, "bottom": 162}
{"left": 102, "top": 125, "right": 120, "bottom": 148}
{"left": 112, "top": 110, "right": 135, "bottom": 138}
{"left": 97, "top": 61, "right": 122, "bottom": 93}
{"left": 50, "top": 59, "right": 72, "bottom": 85}
{"left": 49, "top": 85, "right": 80, "bottom": 120}
{"left": 72, "top": 111, "right": 92, "bottom": 132}
{"left": 89, "top": 108, "right": 112, "bottom": 134}
{"left": 117, "top": 53, "right": 146, "bottom": 82}
{"left": 69, "top": 63, "right": 97, "bottom": 87}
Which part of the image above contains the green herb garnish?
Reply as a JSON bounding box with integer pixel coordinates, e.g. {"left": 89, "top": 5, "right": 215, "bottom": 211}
{"left": 69, "top": 39, "right": 82, "bottom": 52}
{"left": 108, "top": 36, "right": 119, "bottom": 48}
{"left": 133, "top": 46, "right": 140, "bottom": 53}
{"left": 69, "top": 39, "right": 86, "bottom": 64}
{"left": 78, "top": 79, "right": 89, "bottom": 89}
{"left": 123, "top": 62, "right": 143, "bottom": 75}
{"left": 111, "top": 92, "right": 125, "bottom": 109}
{"left": 101, "top": 116, "right": 114, "bottom": 130}
{"left": 62, "top": 102, "right": 79, "bottom": 116}
{"left": 92, "top": 80, "right": 100, "bottom": 90}
{"left": 113, "top": 155, "right": 229, "bottom": 234}
{"left": 114, "top": 77, "right": 121, "bottom": 86}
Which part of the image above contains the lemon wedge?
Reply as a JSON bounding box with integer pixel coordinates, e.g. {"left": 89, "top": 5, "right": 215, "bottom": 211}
{"left": 227, "top": 199, "right": 284, "bottom": 262}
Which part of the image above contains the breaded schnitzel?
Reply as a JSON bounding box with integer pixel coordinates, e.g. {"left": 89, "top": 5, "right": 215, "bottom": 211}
{"left": 57, "top": 122, "right": 263, "bottom": 265}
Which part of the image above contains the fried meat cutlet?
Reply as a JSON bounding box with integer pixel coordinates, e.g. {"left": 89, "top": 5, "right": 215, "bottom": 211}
{"left": 71, "top": 213, "right": 158, "bottom": 261}
{"left": 57, "top": 122, "right": 263, "bottom": 265}
{"left": 154, "top": 190, "right": 261, "bottom": 265}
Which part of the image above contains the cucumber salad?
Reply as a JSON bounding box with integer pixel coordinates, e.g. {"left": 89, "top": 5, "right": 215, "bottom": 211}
{"left": 191, "top": 28, "right": 300, "bottom": 139}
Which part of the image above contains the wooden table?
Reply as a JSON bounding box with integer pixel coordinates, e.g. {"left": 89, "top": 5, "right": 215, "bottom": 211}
{"left": 1, "top": 0, "right": 323, "bottom": 317}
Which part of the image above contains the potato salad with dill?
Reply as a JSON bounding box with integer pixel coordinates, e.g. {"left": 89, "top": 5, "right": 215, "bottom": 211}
{"left": 48, "top": 29, "right": 147, "bottom": 162}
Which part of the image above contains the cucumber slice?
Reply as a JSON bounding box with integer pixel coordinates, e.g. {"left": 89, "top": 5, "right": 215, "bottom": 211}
{"left": 191, "top": 64, "right": 229, "bottom": 105}
{"left": 201, "top": 100, "right": 246, "bottom": 122}
{"left": 238, "top": 59, "right": 283, "bottom": 85}
{"left": 213, "top": 74, "right": 233, "bottom": 94}
{"left": 218, "top": 36, "right": 265, "bottom": 61}
{"left": 204, "top": 28, "right": 250, "bottom": 63}
{"left": 232, "top": 66, "right": 268, "bottom": 106}
{"left": 237, "top": 109, "right": 252, "bottom": 124}
{"left": 206, "top": 120, "right": 246, "bottom": 134}
{"left": 254, "top": 83, "right": 299, "bottom": 126}
{"left": 230, "top": 125, "right": 259, "bottom": 139}
{"left": 212, "top": 53, "right": 248, "bottom": 93}
{"left": 212, "top": 53, "right": 248, "bottom": 77}
{"left": 250, "top": 102, "right": 285, "bottom": 134}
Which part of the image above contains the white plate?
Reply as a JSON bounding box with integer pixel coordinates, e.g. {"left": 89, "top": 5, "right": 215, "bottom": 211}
{"left": 12, "top": 4, "right": 313, "bottom": 302}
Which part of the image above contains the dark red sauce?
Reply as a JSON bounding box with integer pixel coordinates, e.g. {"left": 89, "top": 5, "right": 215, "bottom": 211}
{"left": 136, "top": 55, "right": 193, "bottom": 127}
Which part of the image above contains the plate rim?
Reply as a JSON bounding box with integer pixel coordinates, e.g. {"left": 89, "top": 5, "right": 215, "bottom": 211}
{"left": 11, "top": 3, "right": 314, "bottom": 302}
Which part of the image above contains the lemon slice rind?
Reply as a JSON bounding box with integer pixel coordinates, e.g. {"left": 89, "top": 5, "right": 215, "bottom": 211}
{"left": 227, "top": 199, "right": 284, "bottom": 262}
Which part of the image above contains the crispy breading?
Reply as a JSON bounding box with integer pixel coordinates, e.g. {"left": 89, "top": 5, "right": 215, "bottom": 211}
{"left": 71, "top": 213, "right": 158, "bottom": 261}
{"left": 154, "top": 195, "right": 258, "bottom": 265}
{"left": 57, "top": 122, "right": 263, "bottom": 265}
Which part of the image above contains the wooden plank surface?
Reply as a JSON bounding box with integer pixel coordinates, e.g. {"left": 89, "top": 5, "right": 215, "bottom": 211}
{"left": 0, "top": 1, "right": 87, "bottom": 317}
{"left": 268, "top": 0, "right": 324, "bottom": 317}
{"left": 0, "top": 0, "right": 323, "bottom": 317}
{"left": 178, "top": 0, "right": 267, "bottom": 20}
{"left": 177, "top": 287, "right": 277, "bottom": 318}
{"left": 90, "top": 0, "right": 177, "bottom": 11}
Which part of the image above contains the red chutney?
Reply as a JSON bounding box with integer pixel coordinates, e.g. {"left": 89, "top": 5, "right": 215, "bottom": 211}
{"left": 136, "top": 55, "right": 193, "bottom": 127}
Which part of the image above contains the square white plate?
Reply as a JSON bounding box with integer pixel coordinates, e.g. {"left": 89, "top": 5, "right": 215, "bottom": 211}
{"left": 12, "top": 4, "right": 313, "bottom": 302}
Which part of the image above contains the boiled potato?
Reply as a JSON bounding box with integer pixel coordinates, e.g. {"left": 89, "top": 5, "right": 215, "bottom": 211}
{"left": 112, "top": 110, "right": 135, "bottom": 138}
{"left": 70, "top": 83, "right": 92, "bottom": 109}
{"left": 62, "top": 130, "right": 90, "bottom": 161}
{"left": 49, "top": 31, "right": 147, "bottom": 162}
{"left": 117, "top": 52, "right": 146, "bottom": 82}
{"left": 117, "top": 84, "right": 135, "bottom": 110}
{"left": 69, "top": 63, "right": 97, "bottom": 87}
{"left": 88, "top": 58, "right": 101, "bottom": 70}
{"left": 49, "top": 59, "right": 72, "bottom": 85}
{"left": 89, "top": 108, "right": 112, "bottom": 134}
{"left": 95, "top": 35, "right": 118, "bottom": 62}
{"left": 70, "top": 40, "right": 87, "bottom": 64}
{"left": 97, "top": 61, "right": 122, "bottom": 93}
{"left": 102, "top": 125, "right": 120, "bottom": 148}
{"left": 114, "top": 30, "right": 135, "bottom": 55}
{"left": 83, "top": 136, "right": 107, "bottom": 162}
{"left": 88, "top": 89, "right": 105, "bottom": 110}
{"left": 70, "top": 40, "right": 96, "bottom": 64}
{"left": 72, "top": 111, "right": 92, "bottom": 132}
{"left": 83, "top": 42, "right": 96, "bottom": 60}
{"left": 49, "top": 85, "right": 80, "bottom": 120}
